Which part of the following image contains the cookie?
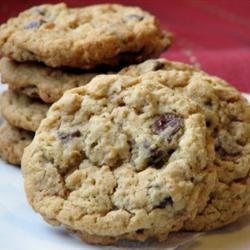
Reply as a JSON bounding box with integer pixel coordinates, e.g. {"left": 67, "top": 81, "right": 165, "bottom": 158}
{"left": 22, "top": 74, "right": 215, "bottom": 243}
{"left": 0, "top": 58, "right": 97, "bottom": 103}
{"left": 0, "top": 3, "right": 171, "bottom": 69}
{"left": 0, "top": 90, "right": 49, "bottom": 132}
{"left": 0, "top": 122, "right": 33, "bottom": 165}
{"left": 120, "top": 59, "right": 250, "bottom": 230}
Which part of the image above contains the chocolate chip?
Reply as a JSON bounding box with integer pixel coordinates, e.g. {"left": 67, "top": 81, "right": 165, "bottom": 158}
{"left": 167, "top": 148, "right": 175, "bottom": 156}
{"left": 156, "top": 196, "right": 173, "bottom": 208}
{"left": 152, "top": 113, "right": 183, "bottom": 142}
{"left": 143, "top": 141, "right": 166, "bottom": 169}
{"left": 206, "top": 118, "right": 212, "bottom": 127}
{"left": 58, "top": 130, "right": 81, "bottom": 142}
{"left": 71, "top": 130, "right": 81, "bottom": 137}
{"left": 136, "top": 229, "right": 144, "bottom": 234}
{"left": 24, "top": 20, "right": 45, "bottom": 29}
{"left": 204, "top": 99, "right": 213, "bottom": 107}
{"left": 151, "top": 61, "right": 165, "bottom": 71}
{"left": 148, "top": 148, "right": 165, "bottom": 169}
{"left": 123, "top": 14, "right": 144, "bottom": 21}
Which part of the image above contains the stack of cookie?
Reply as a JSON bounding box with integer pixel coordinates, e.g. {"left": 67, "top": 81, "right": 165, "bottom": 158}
{"left": 0, "top": 3, "right": 171, "bottom": 165}
{"left": 0, "top": 2, "right": 250, "bottom": 246}
{"left": 21, "top": 61, "right": 250, "bottom": 244}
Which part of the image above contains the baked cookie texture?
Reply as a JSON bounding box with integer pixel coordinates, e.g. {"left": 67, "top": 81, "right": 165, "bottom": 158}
{"left": 0, "top": 58, "right": 97, "bottom": 103}
{"left": 0, "top": 3, "right": 171, "bottom": 69}
{"left": 0, "top": 90, "right": 49, "bottom": 132}
{"left": 0, "top": 122, "right": 33, "bottom": 165}
{"left": 22, "top": 74, "right": 215, "bottom": 243}
{"left": 120, "top": 59, "right": 250, "bottom": 231}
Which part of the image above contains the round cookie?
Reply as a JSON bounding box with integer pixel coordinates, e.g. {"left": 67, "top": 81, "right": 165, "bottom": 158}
{"left": 22, "top": 74, "right": 215, "bottom": 244}
{"left": 0, "top": 58, "right": 97, "bottom": 103}
{"left": 0, "top": 3, "right": 171, "bottom": 69}
{"left": 0, "top": 90, "right": 49, "bottom": 132}
{"left": 120, "top": 59, "right": 250, "bottom": 231}
{"left": 0, "top": 122, "right": 33, "bottom": 165}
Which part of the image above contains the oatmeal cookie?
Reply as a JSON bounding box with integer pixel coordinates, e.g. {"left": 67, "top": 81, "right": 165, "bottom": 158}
{"left": 0, "top": 90, "right": 49, "bottom": 132}
{"left": 0, "top": 122, "right": 33, "bottom": 165}
{"left": 0, "top": 3, "right": 171, "bottom": 69}
{"left": 120, "top": 59, "right": 250, "bottom": 231}
{"left": 22, "top": 74, "right": 214, "bottom": 243}
{"left": 0, "top": 58, "right": 97, "bottom": 103}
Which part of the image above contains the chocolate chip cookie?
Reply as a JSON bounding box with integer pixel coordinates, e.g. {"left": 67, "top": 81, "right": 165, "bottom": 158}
{"left": 22, "top": 74, "right": 215, "bottom": 244}
{"left": 120, "top": 59, "right": 250, "bottom": 231}
{"left": 0, "top": 58, "right": 97, "bottom": 103}
{"left": 0, "top": 3, "right": 171, "bottom": 69}
{"left": 0, "top": 90, "right": 49, "bottom": 132}
{"left": 0, "top": 122, "right": 33, "bottom": 165}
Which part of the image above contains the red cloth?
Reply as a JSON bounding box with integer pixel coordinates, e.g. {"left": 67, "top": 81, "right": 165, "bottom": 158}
{"left": 0, "top": 0, "right": 249, "bottom": 92}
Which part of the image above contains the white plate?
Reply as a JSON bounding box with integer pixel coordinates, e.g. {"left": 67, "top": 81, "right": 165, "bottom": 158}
{"left": 0, "top": 84, "right": 249, "bottom": 250}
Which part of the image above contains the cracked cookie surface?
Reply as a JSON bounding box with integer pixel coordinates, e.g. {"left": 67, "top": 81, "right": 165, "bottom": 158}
{"left": 0, "top": 122, "right": 33, "bottom": 165}
{"left": 0, "top": 58, "right": 98, "bottom": 103}
{"left": 0, "top": 3, "right": 171, "bottom": 69}
{"left": 0, "top": 90, "right": 49, "bottom": 132}
{"left": 22, "top": 74, "right": 214, "bottom": 243}
{"left": 120, "top": 59, "right": 250, "bottom": 231}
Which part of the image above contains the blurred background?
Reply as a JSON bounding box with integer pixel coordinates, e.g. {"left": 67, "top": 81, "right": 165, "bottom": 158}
{"left": 0, "top": 0, "right": 249, "bottom": 92}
